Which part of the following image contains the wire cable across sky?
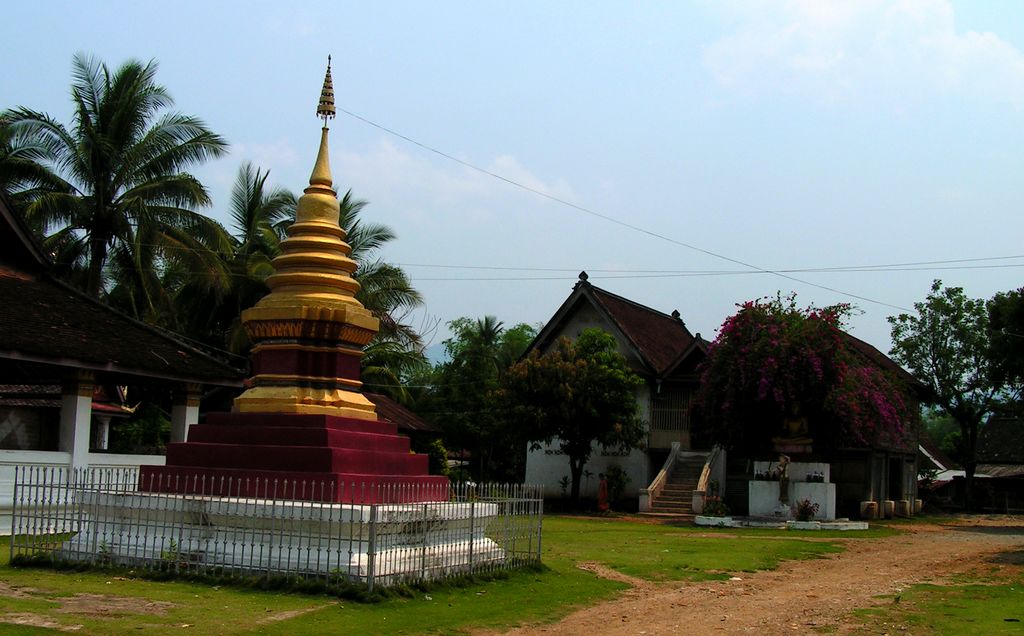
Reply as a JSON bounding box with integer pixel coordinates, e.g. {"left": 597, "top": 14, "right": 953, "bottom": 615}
{"left": 338, "top": 106, "right": 929, "bottom": 312}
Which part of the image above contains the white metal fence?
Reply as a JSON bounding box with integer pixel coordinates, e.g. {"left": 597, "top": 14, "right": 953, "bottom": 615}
{"left": 9, "top": 466, "right": 543, "bottom": 590}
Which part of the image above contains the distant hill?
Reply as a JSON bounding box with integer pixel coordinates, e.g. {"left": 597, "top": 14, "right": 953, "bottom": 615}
{"left": 423, "top": 342, "right": 448, "bottom": 366}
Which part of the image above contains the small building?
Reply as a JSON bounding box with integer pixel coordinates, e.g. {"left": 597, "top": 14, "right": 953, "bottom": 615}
{"left": 975, "top": 414, "right": 1024, "bottom": 513}
{"left": 523, "top": 273, "right": 708, "bottom": 502}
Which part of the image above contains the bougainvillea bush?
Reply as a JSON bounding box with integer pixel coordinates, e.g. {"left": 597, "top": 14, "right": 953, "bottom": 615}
{"left": 694, "top": 295, "right": 917, "bottom": 453}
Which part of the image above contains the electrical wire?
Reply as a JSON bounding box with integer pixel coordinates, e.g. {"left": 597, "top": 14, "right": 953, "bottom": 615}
{"left": 337, "top": 106, "right": 924, "bottom": 311}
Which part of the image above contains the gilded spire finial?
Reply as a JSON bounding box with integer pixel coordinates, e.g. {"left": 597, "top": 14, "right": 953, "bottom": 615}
{"left": 317, "top": 55, "right": 336, "bottom": 127}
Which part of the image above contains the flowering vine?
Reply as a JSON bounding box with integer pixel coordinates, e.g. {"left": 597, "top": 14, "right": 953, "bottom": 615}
{"left": 695, "top": 294, "right": 916, "bottom": 452}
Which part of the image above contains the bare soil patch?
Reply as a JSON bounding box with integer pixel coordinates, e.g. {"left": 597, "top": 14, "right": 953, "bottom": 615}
{"left": 499, "top": 516, "right": 1024, "bottom": 635}
{"left": 0, "top": 581, "right": 175, "bottom": 632}
{"left": 0, "top": 612, "right": 83, "bottom": 631}
{"left": 256, "top": 603, "right": 336, "bottom": 624}
{"left": 55, "top": 593, "right": 173, "bottom": 617}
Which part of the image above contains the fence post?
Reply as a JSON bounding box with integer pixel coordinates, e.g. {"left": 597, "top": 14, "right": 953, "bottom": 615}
{"left": 468, "top": 497, "right": 475, "bottom": 571}
{"left": 419, "top": 501, "right": 427, "bottom": 582}
{"left": 536, "top": 486, "right": 544, "bottom": 563}
{"left": 9, "top": 466, "right": 19, "bottom": 562}
{"left": 366, "top": 502, "right": 377, "bottom": 592}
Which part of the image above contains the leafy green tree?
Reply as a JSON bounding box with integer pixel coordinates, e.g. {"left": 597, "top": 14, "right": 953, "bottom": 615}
{"left": 3, "top": 54, "right": 228, "bottom": 297}
{"left": 921, "top": 406, "right": 963, "bottom": 464}
{"left": 889, "top": 280, "right": 1005, "bottom": 509}
{"left": 988, "top": 287, "right": 1024, "bottom": 407}
{"left": 697, "top": 294, "right": 915, "bottom": 453}
{"left": 423, "top": 316, "right": 537, "bottom": 482}
{"left": 501, "top": 329, "right": 644, "bottom": 506}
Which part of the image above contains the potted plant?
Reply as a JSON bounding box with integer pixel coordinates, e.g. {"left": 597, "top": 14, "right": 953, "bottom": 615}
{"left": 787, "top": 498, "right": 821, "bottom": 529}
{"left": 695, "top": 495, "right": 732, "bottom": 527}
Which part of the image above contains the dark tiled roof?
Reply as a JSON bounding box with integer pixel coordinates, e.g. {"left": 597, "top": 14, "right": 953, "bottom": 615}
{"left": 977, "top": 416, "right": 1024, "bottom": 465}
{"left": 0, "top": 270, "right": 244, "bottom": 385}
{"left": 366, "top": 392, "right": 439, "bottom": 433}
{"left": 918, "top": 434, "right": 957, "bottom": 470}
{"left": 589, "top": 286, "right": 695, "bottom": 376}
{"left": 0, "top": 193, "right": 244, "bottom": 386}
{"left": 842, "top": 332, "right": 927, "bottom": 395}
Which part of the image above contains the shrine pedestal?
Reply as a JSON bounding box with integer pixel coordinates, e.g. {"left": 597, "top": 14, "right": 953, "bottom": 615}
{"left": 748, "top": 461, "right": 837, "bottom": 520}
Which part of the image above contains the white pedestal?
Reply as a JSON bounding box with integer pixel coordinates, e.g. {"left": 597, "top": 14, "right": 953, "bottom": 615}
{"left": 748, "top": 461, "right": 837, "bottom": 520}
{"left": 61, "top": 491, "right": 504, "bottom": 585}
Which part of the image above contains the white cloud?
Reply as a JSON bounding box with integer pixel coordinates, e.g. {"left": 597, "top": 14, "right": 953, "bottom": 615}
{"left": 702, "top": 0, "right": 1024, "bottom": 106}
{"left": 334, "top": 140, "right": 578, "bottom": 228}
{"left": 232, "top": 139, "right": 301, "bottom": 171}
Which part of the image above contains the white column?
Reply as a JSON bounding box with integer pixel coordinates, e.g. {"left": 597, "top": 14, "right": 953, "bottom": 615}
{"left": 170, "top": 383, "right": 202, "bottom": 443}
{"left": 59, "top": 371, "right": 94, "bottom": 471}
{"left": 92, "top": 414, "right": 112, "bottom": 450}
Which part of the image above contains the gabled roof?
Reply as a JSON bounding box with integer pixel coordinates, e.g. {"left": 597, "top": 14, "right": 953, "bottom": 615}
{"left": 0, "top": 196, "right": 49, "bottom": 272}
{"left": 918, "top": 435, "right": 957, "bottom": 471}
{"left": 0, "top": 191, "right": 245, "bottom": 386}
{"left": 365, "top": 392, "right": 439, "bottom": 434}
{"left": 529, "top": 272, "right": 702, "bottom": 377}
{"left": 842, "top": 332, "right": 929, "bottom": 397}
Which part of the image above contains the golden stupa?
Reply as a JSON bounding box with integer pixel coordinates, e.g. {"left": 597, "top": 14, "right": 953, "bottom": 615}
{"left": 233, "top": 57, "right": 380, "bottom": 420}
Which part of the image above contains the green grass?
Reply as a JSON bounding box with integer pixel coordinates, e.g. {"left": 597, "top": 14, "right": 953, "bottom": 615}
{"left": 849, "top": 580, "right": 1024, "bottom": 635}
{"left": 543, "top": 516, "right": 844, "bottom": 581}
{"left": 0, "top": 515, "right": 857, "bottom": 634}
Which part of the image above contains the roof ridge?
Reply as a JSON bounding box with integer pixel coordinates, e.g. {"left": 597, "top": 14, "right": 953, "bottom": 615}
{"left": 588, "top": 283, "right": 683, "bottom": 323}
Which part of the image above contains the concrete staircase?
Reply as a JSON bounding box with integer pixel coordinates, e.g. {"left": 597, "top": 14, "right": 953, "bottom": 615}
{"left": 644, "top": 457, "right": 707, "bottom": 520}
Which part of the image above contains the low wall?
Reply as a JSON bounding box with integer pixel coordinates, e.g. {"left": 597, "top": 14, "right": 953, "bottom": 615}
{"left": 0, "top": 451, "right": 165, "bottom": 535}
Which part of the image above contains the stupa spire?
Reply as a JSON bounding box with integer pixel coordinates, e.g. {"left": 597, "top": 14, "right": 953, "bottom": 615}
{"left": 311, "top": 57, "right": 335, "bottom": 188}
{"left": 317, "top": 55, "right": 336, "bottom": 126}
{"left": 231, "top": 57, "right": 380, "bottom": 419}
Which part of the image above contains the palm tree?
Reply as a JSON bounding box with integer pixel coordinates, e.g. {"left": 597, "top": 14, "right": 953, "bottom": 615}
{"left": 340, "top": 190, "right": 429, "bottom": 398}
{"left": 0, "top": 117, "right": 69, "bottom": 216}
{"left": 3, "top": 54, "right": 228, "bottom": 297}
{"left": 172, "top": 162, "right": 295, "bottom": 352}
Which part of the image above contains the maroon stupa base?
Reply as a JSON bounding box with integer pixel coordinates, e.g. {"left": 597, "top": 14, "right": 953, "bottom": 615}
{"left": 138, "top": 413, "right": 449, "bottom": 503}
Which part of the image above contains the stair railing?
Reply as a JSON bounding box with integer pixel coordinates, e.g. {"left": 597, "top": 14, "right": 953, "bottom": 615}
{"left": 639, "top": 441, "right": 680, "bottom": 512}
{"left": 693, "top": 445, "right": 724, "bottom": 514}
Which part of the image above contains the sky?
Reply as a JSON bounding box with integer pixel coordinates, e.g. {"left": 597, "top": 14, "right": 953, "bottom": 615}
{"left": 3, "top": 0, "right": 1023, "bottom": 357}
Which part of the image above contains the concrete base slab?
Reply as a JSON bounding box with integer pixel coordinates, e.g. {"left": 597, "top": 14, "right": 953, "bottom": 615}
{"left": 60, "top": 490, "right": 505, "bottom": 584}
{"left": 695, "top": 515, "right": 868, "bottom": 531}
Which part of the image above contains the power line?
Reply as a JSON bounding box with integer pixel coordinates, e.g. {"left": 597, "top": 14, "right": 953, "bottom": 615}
{"left": 337, "top": 106, "right": 919, "bottom": 312}
{"left": 397, "top": 254, "right": 1024, "bottom": 273}
{"left": 51, "top": 260, "right": 1024, "bottom": 281}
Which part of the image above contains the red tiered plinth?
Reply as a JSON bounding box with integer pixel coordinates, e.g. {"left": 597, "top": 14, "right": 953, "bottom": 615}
{"left": 139, "top": 413, "right": 449, "bottom": 503}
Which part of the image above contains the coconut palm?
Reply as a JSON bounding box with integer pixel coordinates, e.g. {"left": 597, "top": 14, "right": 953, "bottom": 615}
{"left": 3, "top": 54, "right": 228, "bottom": 297}
{"left": 0, "top": 117, "right": 69, "bottom": 216}
{"left": 340, "top": 190, "right": 428, "bottom": 398}
{"left": 340, "top": 190, "right": 425, "bottom": 348}
{"left": 171, "top": 162, "right": 295, "bottom": 352}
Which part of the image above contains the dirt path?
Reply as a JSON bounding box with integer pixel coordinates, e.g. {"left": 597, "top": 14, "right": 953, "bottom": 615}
{"left": 501, "top": 517, "right": 1024, "bottom": 635}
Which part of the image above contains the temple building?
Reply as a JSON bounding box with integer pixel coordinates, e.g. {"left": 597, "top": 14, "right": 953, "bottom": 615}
{"left": 0, "top": 189, "right": 246, "bottom": 530}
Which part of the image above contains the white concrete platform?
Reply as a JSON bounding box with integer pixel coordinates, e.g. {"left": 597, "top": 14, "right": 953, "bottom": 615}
{"left": 694, "top": 515, "right": 868, "bottom": 531}
{"left": 58, "top": 490, "right": 505, "bottom": 584}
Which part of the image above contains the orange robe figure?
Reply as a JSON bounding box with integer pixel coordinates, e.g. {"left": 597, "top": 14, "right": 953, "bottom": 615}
{"left": 597, "top": 475, "right": 610, "bottom": 512}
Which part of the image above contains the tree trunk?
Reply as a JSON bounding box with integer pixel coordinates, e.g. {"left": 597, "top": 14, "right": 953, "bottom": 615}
{"left": 568, "top": 457, "right": 585, "bottom": 510}
{"left": 962, "top": 419, "right": 979, "bottom": 512}
{"left": 86, "top": 232, "right": 109, "bottom": 297}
